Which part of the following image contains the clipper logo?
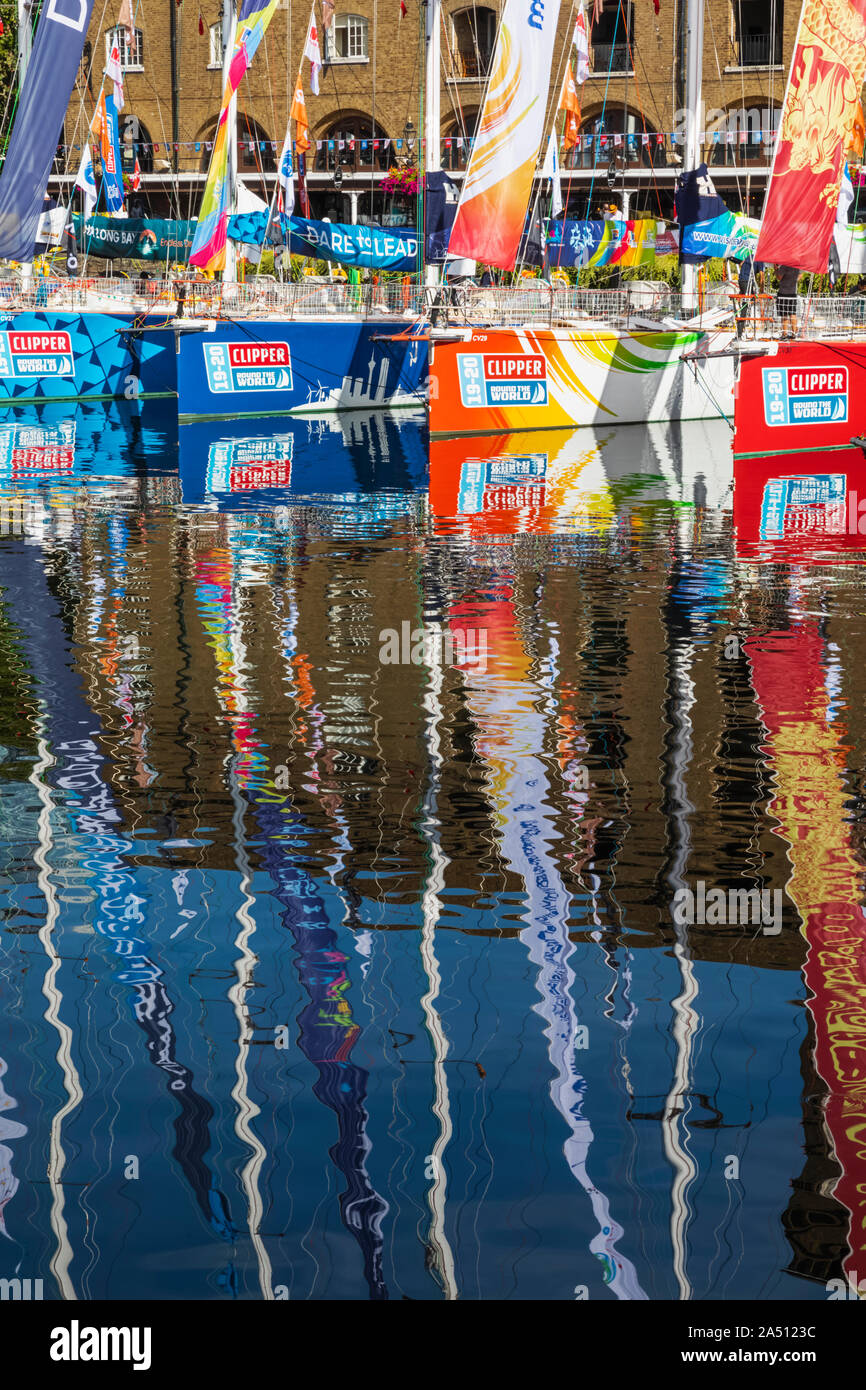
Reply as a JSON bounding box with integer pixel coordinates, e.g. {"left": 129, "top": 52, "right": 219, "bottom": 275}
{"left": 203, "top": 340, "right": 294, "bottom": 394}
{"left": 0, "top": 330, "right": 74, "bottom": 377}
{"left": 528, "top": 0, "right": 545, "bottom": 29}
{"left": 207, "top": 435, "right": 294, "bottom": 493}
{"left": 759, "top": 473, "right": 846, "bottom": 539}
{"left": 456, "top": 353, "right": 548, "bottom": 408}
{"left": 762, "top": 365, "right": 848, "bottom": 426}
{"left": 46, "top": 0, "right": 90, "bottom": 32}
{"left": 458, "top": 453, "right": 547, "bottom": 512}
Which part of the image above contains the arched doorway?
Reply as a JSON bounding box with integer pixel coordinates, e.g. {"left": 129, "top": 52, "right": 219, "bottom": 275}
{"left": 564, "top": 106, "right": 663, "bottom": 172}
{"left": 197, "top": 115, "right": 275, "bottom": 173}
{"left": 314, "top": 116, "right": 390, "bottom": 173}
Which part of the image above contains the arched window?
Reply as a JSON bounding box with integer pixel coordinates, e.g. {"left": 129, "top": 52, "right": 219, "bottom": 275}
{"left": 566, "top": 108, "right": 662, "bottom": 172}
{"left": 450, "top": 8, "right": 497, "bottom": 79}
{"left": 120, "top": 114, "right": 154, "bottom": 175}
{"left": 208, "top": 21, "right": 223, "bottom": 69}
{"left": 105, "top": 26, "right": 144, "bottom": 71}
{"left": 315, "top": 117, "right": 389, "bottom": 172}
{"left": 197, "top": 115, "right": 275, "bottom": 172}
{"left": 442, "top": 112, "right": 479, "bottom": 171}
{"left": 327, "top": 14, "right": 369, "bottom": 62}
{"left": 708, "top": 103, "right": 780, "bottom": 167}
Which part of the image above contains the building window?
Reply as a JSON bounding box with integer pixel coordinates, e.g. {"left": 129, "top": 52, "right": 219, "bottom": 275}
{"left": 315, "top": 118, "right": 388, "bottom": 171}
{"left": 732, "top": 1, "right": 784, "bottom": 67}
{"left": 105, "top": 26, "right": 144, "bottom": 71}
{"left": 450, "top": 8, "right": 497, "bottom": 79}
{"left": 328, "top": 14, "right": 369, "bottom": 62}
{"left": 590, "top": 1, "right": 633, "bottom": 74}
{"left": 209, "top": 21, "right": 223, "bottom": 69}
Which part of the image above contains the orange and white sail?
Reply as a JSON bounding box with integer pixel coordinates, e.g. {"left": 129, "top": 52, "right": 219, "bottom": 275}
{"left": 448, "top": 0, "right": 562, "bottom": 269}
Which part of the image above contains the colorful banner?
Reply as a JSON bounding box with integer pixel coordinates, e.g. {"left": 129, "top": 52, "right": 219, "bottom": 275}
{"left": 284, "top": 216, "right": 419, "bottom": 271}
{"left": 189, "top": 0, "right": 281, "bottom": 272}
{"left": 448, "top": 0, "right": 562, "bottom": 269}
{"left": 74, "top": 215, "right": 196, "bottom": 261}
{"left": 680, "top": 210, "right": 760, "bottom": 261}
{"left": 547, "top": 218, "right": 657, "bottom": 268}
{"left": 756, "top": 0, "right": 866, "bottom": 273}
{"left": 101, "top": 93, "right": 126, "bottom": 215}
{"left": 747, "top": 626, "right": 866, "bottom": 1284}
{"left": 0, "top": 0, "right": 97, "bottom": 260}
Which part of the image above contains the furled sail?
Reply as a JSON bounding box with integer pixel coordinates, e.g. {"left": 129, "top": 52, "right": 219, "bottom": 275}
{"left": 189, "top": 0, "right": 281, "bottom": 272}
{"left": 0, "top": 0, "right": 97, "bottom": 261}
{"left": 447, "top": 0, "right": 562, "bottom": 270}
{"left": 756, "top": 0, "right": 866, "bottom": 273}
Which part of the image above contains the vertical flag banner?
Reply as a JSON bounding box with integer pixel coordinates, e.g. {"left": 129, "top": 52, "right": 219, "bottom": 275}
{"left": 304, "top": 6, "right": 322, "bottom": 94}
{"left": 102, "top": 93, "right": 126, "bottom": 213}
{"left": 0, "top": 0, "right": 97, "bottom": 260}
{"left": 105, "top": 39, "right": 125, "bottom": 111}
{"left": 74, "top": 145, "right": 98, "bottom": 219}
{"left": 277, "top": 127, "right": 295, "bottom": 217}
{"left": 292, "top": 84, "right": 311, "bottom": 152}
{"left": 560, "top": 60, "right": 582, "bottom": 148}
{"left": 448, "top": 0, "right": 562, "bottom": 268}
{"left": 574, "top": 8, "right": 590, "bottom": 83}
{"left": 189, "top": 0, "right": 282, "bottom": 271}
{"left": 756, "top": 0, "right": 866, "bottom": 273}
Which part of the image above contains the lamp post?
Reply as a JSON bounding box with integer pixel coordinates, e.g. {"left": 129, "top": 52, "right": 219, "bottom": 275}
{"left": 402, "top": 119, "right": 416, "bottom": 166}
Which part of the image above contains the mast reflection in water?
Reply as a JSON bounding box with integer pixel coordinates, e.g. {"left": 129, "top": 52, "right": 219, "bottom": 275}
{"left": 0, "top": 401, "right": 863, "bottom": 1299}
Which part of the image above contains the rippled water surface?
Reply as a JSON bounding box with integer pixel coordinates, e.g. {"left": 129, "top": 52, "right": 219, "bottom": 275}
{"left": 1, "top": 399, "right": 864, "bottom": 1301}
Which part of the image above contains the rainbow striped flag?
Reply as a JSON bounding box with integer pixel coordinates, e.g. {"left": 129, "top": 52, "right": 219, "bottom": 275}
{"left": 190, "top": 0, "right": 281, "bottom": 272}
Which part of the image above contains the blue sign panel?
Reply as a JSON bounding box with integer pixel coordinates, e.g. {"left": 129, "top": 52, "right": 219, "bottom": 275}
{"left": 762, "top": 365, "right": 848, "bottom": 426}
{"left": 759, "top": 473, "right": 847, "bottom": 539}
{"left": 457, "top": 454, "right": 548, "bottom": 513}
{"left": 456, "top": 352, "right": 548, "bottom": 408}
{"left": 203, "top": 340, "right": 294, "bottom": 395}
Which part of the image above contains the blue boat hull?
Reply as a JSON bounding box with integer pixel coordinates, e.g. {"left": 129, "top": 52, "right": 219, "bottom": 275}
{"left": 0, "top": 309, "right": 178, "bottom": 403}
{"left": 176, "top": 319, "right": 429, "bottom": 420}
{"left": 178, "top": 409, "right": 428, "bottom": 510}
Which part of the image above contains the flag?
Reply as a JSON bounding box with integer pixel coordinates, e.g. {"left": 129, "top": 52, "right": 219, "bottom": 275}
{"left": 94, "top": 91, "right": 126, "bottom": 213}
{"left": 277, "top": 125, "right": 295, "bottom": 216}
{"left": 541, "top": 132, "right": 563, "bottom": 217}
{"left": 592, "top": 0, "right": 602, "bottom": 21}
{"left": 448, "top": 0, "right": 563, "bottom": 269}
{"left": 322, "top": 0, "right": 336, "bottom": 55}
{"left": 303, "top": 6, "right": 322, "bottom": 95}
{"left": 574, "top": 9, "right": 590, "bottom": 83}
{"left": 189, "top": 0, "right": 282, "bottom": 271}
{"left": 118, "top": 0, "right": 134, "bottom": 47}
{"left": 132, "top": 157, "right": 141, "bottom": 192}
{"left": 559, "top": 61, "right": 581, "bottom": 149}
{"left": 105, "top": 39, "right": 125, "bottom": 112}
{"left": 74, "top": 144, "right": 97, "bottom": 218}
{"left": 401, "top": 1, "right": 407, "bottom": 13}
{"left": 292, "top": 83, "right": 310, "bottom": 152}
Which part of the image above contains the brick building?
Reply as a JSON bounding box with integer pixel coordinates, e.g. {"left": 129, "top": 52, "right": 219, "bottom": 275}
{"left": 53, "top": 2, "right": 799, "bottom": 223}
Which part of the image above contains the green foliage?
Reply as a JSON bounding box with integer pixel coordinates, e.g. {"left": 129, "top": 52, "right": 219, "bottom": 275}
{"left": 0, "top": 8, "right": 18, "bottom": 128}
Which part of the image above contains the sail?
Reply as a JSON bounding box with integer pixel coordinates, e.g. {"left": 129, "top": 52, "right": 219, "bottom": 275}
{"left": 189, "top": 0, "right": 282, "bottom": 272}
{"left": 448, "top": 0, "right": 562, "bottom": 269}
{"left": 0, "top": 0, "right": 97, "bottom": 261}
{"left": 756, "top": 0, "right": 866, "bottom": 273}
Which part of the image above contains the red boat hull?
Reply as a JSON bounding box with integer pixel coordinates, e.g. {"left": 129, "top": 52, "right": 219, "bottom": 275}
{"left": 733, "top": 339, "right": 866, "bottom": 459}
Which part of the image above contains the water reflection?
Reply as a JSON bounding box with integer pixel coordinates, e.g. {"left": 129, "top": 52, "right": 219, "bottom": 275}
{"left": 0, "top": 401, "right": 864, "bottom": 1300}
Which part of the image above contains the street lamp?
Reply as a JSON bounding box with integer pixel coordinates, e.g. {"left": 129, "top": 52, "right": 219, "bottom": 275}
{"left": 403, "top": 119, "right": 416, "bottom": 163}
{"left": 334, "top": 165, "right": 343, "bottom": 190}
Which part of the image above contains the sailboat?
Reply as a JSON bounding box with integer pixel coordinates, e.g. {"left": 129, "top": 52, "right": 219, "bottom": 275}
{"left": 732, "top": 0, "right": 866, "bottom": 459}
{"left": 428, "top": 0, "right": 737, "bottom": 437}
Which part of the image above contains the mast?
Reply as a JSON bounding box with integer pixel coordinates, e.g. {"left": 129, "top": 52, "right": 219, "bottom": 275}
{"left": 222, "top": 0, "right": 238, "bottom": 281}
{"left": 681, "top": 0, "right": 703, "bottom": 312}
{"left": 170, "top": 0, "right": 180, "bottom": 175}
{"left": 424, "top": 0, "right": 441, "bottom": 287}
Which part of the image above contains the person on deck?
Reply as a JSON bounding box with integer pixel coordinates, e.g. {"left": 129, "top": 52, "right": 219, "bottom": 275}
{"left": 776, "top": 264, "right": 800, "bottom": 339}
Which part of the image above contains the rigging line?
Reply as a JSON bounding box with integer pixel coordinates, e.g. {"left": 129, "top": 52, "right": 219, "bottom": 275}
{"left": 706, "top": 0, "right": 744, "bottom": 214}
{"left": 619, "top": 6, "right": 664, "bottom": 218}
{"left": 584, "top": 0, "right": 626, "bottom": 224}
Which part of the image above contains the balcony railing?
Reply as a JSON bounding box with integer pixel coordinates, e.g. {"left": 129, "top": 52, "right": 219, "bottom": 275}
{"left": 449, "top": 49, "right": 493, "bottom": 79}
{"left": 735, "top": 33, "right": 782, "bottom": 66}
{"left": 590, "top": 42, "right": 632, "bottom": 74}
